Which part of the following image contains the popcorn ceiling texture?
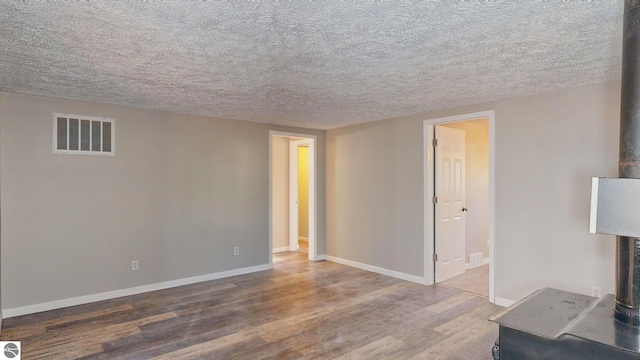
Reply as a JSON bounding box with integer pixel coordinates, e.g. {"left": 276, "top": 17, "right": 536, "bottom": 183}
{"left": 0, "top": 1, "right": 624, "bottom": 129}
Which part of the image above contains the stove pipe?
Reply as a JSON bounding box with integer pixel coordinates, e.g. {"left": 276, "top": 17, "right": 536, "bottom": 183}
{"left": 616, "top": 0, "right": 640, "bottom": 326}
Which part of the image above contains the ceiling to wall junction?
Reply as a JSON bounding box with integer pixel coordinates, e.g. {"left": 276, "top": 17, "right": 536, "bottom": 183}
{"left": 0, "top": 1, "right": 624, "bottom": 129}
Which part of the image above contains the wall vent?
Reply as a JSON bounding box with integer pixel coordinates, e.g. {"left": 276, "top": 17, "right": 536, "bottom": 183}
{"left": 52, "top": 113, "right": 115, "bottom": 155}
{"left": 469, "top": 252, "right": 484, "bottom": 267}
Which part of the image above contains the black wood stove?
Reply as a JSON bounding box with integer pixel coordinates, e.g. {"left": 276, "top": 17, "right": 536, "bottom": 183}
{"left": 490, "top": 288, "right": 640, "bottom": 359}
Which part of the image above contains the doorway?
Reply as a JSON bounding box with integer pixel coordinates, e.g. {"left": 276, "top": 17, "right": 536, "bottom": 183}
{"left": 424, "top": 111, "right": 495, "bottom": 303}
{"left": 269, "top": 131, "right": 318, "bottom": 265}
{"left": 289, "top": 139, "right": 310, "bottom": 253}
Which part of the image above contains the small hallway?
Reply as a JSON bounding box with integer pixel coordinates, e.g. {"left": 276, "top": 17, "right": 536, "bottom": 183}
{"left": 271, "top": 131, "right": 315, "bottom": 261}
{"left": 433, "top": 117, "right": 491, "bottom": 299}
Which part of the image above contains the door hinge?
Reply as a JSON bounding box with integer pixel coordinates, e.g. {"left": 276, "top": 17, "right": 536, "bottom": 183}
{"left": 432, "top": 138, "right": 438, "bottom": 147}
{"left": 433, "top": 253, "right": 438, "bottom": 262}
{"left": 432, "top": 196, "right": 438, "bottom": 204}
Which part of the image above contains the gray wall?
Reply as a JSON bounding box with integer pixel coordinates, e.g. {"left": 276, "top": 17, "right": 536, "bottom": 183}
{"left": 0, "top": 92, "right": 324, "bottom": 310}
{"left": 0, "top": 81, "right": 620, "bottom": 309}
{"left": 443, "top": 119, "right": 490, "bottom": 261}
{"left": 272, "top": 136, "right": 289, "bottom": 249}
{"left": 326, "top": 82, "right": 619, "bottom": 303}
{"left": 326, "top": 118, "right": 425, "bottom": 276}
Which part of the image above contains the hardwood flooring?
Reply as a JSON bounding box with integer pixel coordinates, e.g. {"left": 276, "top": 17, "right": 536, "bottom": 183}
{"left": 1, "top": 251, "right": 502, "bottom": 359}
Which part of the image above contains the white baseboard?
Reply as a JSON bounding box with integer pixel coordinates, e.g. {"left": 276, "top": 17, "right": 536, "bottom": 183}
{"left": 298, "top": 236, "right": 308, "bottom": 242}
{"left": 494, "top": 296, "right": 516, "bottom": 308}
{"left": 465, "top": 257, "right": 490, "bottom": 270}
{"left": 3, "top": 263, "right": 272, "bottom": 319}
{"left": 272, "top": 246, "right": 290, "bottom": 253}
{"left": 311, "top": 254, "right": 326, "bottom": 261}
{"left": 324, "top": 255, "right": 426, "bottom": 285}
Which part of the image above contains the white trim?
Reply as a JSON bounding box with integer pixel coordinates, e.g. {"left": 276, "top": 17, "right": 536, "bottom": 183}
{"left": 465, "top": 257, "right": 490, "bottom": 270}
{"left": 494, "top": 297, "right": 516, "bottom": 308}
{"left": 269, "top": 131, "right": 318, "bottom": 262}
{"left": 272, "top": 246, "right": 290, "bottom": 254}
{"left": 298, "top": 236, "right": 309, "bottom": 242}
{"left": 269, "top": 131, "right": 312, "bottom": 140}
{"left": 289, "top": 140, "right": 298, "bottom": 251}
{"left": 589, "top": 177, "right": 600, "bottom": 234}
{"left": 268, "top": 133, "right": 274, "bottom": 266}
{"left": 312, "top": 254, "right": 326, "bottom": 261}
{"left": 488, "top": 113, "right": 496, "bottom": 304}
{"left": 325, "top": 255, "right": 426, "bottom": 285}
{"left": 424, "top": 124, "right": 435, "bottom": 286}
{"left": 2, "top": 263, "right": 271, "bottom": 319}
{"left": 424, "top": 111, "right": 493, "bottom": 125}
{"left": 308, "top": 137, "right": 317, "bottom": 260}
{"left": 423, "top": 110, "right": 496, "bottom": 304}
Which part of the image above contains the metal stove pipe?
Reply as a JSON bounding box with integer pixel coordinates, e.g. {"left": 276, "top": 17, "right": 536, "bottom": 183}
{"left": 616, "top": 0, "right": 640, "bottom": 326}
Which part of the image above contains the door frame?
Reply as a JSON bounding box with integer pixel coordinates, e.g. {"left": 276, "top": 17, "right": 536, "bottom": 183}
{"left": 289, "top": 139, "right": 310, "bottom": 251}
{"left": 268, "top": 131, "right": 318, "bottom": 265}
{"left": 423, "top": 110, "right": 496, "bottom": 303}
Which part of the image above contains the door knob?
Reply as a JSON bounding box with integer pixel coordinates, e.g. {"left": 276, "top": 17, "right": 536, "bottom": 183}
{"left": 462, "top": 207, "right": 468, "bottom": 212}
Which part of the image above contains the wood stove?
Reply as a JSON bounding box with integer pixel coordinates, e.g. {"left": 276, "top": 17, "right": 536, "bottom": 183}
{"left": 490, "top": 288, "right": 640, "bottom": 359}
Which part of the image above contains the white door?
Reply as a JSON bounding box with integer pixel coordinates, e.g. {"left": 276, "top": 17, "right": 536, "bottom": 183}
{"left": 434, "top": 126, "right": 466, "bottom": 283}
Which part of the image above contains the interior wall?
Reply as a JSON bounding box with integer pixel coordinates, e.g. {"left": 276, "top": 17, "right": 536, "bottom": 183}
{"left": 326, "top": 82, "right": 619, "bottom": 303}
{"left": 0, "top": 92, "right": 325, "bottom": 310}
{"left": 326, "top": 118, "right": 425, "bottom": 276}
{"left": 442, "top": 119, "right": 489, "bottom": 261}
{"left": 271, "top": 137, "right": 289, "bottom": 250}
{"left": 298, "top": 146, "right": 309, "bottom": 239}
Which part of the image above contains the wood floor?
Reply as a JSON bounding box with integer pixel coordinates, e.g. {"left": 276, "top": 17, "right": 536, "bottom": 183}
{"left": 0, "top": 251, "right": 502, "bottom": 359}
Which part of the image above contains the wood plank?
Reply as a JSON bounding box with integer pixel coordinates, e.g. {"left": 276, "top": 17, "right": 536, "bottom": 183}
{"left": 341, "top": 335, "right": 405, "bottom": 359}
{"left": 26, "top": 313, "right": 177, "bottom": 359}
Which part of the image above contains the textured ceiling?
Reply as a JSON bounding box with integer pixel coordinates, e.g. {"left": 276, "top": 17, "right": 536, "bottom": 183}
{"left": 0, "top": 1, "right": 624, "bottom": 129}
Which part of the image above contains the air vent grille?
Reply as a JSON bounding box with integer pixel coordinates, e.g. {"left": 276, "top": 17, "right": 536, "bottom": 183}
{"left": 52, "top": 113, "right": 115, "bottom": 155}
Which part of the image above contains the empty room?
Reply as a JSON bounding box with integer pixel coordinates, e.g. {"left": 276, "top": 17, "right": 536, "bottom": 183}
{"left": 0, "top": 1, "right": 636, "bottom": 359}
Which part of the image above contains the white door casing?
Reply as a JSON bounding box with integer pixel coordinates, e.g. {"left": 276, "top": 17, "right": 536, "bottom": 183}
{"left": 269, "top": 131, "right": 318, "bottom": 264}
{"left": 423, "top": 111, "right": 495, "bottom": 303}
{"left": 434, "top": 126, "right": 466, "bottom": 283}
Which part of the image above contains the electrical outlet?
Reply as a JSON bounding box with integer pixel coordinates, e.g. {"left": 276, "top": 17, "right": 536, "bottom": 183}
{"left": 234, "top": 246, "right": 239, "bottom": 256}
{"left": 591, "top": 286, "right": 601, "bottom": 298}
{"left": 132, "top": 260, "right": 139, "bottom": 271}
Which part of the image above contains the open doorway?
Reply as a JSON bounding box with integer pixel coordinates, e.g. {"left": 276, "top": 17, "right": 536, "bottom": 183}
{"left": 291, "top": 141, "right": 310, "bottom": 254}
{"left": 424, "top": 111, "right": 495, "bottom": 303}
{"left": 269, "top": 131, "right": 318, "bottom": 265}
